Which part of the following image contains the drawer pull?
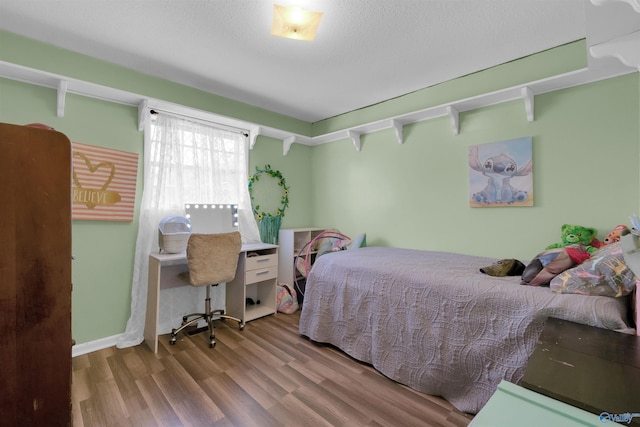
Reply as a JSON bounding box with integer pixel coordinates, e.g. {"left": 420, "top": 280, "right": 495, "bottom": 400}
{"left": 256, "top": 258, "right": 269, "bottom": 263}
{"left": 256, "top": 270, "right": 270, "bottom": 275}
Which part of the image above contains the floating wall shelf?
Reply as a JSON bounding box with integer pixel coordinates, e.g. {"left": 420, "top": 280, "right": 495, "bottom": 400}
{"left": 0, "top": 0, "right": 638, "bottom": 155}
{"left": 287, "top": 65, "right": 635, "bottom": 154}
{"left": 0, "top": 58, "right": 634, "bottom": 156}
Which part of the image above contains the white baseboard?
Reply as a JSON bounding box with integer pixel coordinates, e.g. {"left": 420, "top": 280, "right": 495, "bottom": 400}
{"left": 72, "top": 333, "right": 124, "bottom": 358}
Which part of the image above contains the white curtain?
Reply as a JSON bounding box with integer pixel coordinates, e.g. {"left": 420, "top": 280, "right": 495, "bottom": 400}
{"left": 117, "top": 113, "right": 261, "bottom": 349}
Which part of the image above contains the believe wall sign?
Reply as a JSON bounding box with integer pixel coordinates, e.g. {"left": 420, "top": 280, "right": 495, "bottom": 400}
{"left": 72, "top": 142, "right": 139, "bottom": 221}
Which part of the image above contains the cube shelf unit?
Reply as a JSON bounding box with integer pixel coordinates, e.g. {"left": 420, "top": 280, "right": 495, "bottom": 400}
{"left": 278, "top": 228, "right": 328, "bottom": 298}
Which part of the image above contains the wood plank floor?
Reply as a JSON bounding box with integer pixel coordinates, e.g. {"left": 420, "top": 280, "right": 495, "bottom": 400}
{"left": 72, "top": 311, "right": 474, "bottom": 427}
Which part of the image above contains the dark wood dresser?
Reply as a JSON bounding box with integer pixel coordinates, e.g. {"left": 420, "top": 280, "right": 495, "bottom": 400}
{"left": 520, "top": 317, "right": 640, "bottom": 426}
{"left": 0, "top": 123, "right": 73, "bottom": 426}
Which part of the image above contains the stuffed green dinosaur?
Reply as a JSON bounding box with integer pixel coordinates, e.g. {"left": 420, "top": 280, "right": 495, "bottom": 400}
{"left": 546, "top": 224, "right": 600, "bottom": 254}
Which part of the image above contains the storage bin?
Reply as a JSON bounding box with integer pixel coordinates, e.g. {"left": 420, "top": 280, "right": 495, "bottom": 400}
{"left": 158, "top": 216, "right": 191, "bottom": 253}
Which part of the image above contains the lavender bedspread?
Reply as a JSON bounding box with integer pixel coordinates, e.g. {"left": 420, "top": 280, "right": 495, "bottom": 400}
{"left": 298, "top": 247, "right": 633, "bottom": 414}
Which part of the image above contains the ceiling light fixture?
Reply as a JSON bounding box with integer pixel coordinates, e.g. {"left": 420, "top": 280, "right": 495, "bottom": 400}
{"left": 271, "top": 4, "right": 323, "bottom": 41}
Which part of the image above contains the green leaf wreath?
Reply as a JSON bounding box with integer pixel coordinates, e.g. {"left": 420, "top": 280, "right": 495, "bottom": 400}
{"left": 248, "top": 164, "right": 289, "bottom": 244}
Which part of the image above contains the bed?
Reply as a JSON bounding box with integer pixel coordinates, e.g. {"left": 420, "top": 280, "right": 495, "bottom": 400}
{"left": 298, "top": 246, "right": 636, "bottom": 414}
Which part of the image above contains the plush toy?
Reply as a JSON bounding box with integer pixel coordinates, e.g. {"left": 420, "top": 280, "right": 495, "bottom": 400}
{"left": 602, "top": 225, "right": 629, "bottom": 245}
{"left": 480, "top": 259, "right": 526, "bottom": 277}
{"left": 546, "top": 224, "right": 599, "bottom": 254}
{"left": 522, "top": 244, "right": 591, "bottom": 286}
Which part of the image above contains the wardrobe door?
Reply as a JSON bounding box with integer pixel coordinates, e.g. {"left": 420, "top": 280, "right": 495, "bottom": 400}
{"left": 0, "top": 123, "right": 72, "bottom": 426}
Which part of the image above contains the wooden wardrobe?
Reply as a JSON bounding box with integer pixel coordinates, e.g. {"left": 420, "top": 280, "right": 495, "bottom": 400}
{"left": 0, "top": 122, "right": 72, "bottom": 426}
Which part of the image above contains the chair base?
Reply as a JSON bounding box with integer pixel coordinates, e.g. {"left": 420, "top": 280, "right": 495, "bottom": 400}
{"left": 169, "top": 286, "right": 244, "bottom": 348}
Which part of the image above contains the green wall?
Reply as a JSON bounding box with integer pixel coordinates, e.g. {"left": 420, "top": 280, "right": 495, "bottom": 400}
{"left": 249, "top": 136, "right": 315, "bottom": 229}
{"left": 1, "top": 31, "right": 639, "bottom": 345}
{"left": 0, "top": 79, "right": 146, "bottom": 342}
{"left": 312, "top": 40, "right": 588, "bottom": 134}
{"left": 310, "top": 74, "right": 640, "bottom": 260}
{"left": 0, "top": 30, "right": 311, "bottom": 136}
{"left": 0, "top": 77, "right": 314, "bottom": 344}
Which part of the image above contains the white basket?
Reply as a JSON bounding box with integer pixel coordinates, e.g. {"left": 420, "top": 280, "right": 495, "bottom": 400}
{"left": 158, "top": 217, "right": 191, "bottom": 253}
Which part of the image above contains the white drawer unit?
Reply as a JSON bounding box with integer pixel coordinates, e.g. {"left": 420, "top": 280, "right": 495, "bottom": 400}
{"left": 226, "top": 244, "right": 279, "bottom": 323}
{"left": 246, "top": 254, "right": 278, "bottom": 277}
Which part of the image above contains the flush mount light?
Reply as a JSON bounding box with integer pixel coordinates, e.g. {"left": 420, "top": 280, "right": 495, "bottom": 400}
{"left": 271, "top": 4, "right": 323, "bottom": 41}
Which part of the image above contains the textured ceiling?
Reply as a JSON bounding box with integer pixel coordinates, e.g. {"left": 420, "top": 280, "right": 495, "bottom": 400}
{"left": 0, "top": 0, "right": 586, "bottom": 122}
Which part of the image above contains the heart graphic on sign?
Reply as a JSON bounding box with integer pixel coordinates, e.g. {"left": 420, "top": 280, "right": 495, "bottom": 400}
{"left": 72, "top": 151, "right": 121, "bottom": 209}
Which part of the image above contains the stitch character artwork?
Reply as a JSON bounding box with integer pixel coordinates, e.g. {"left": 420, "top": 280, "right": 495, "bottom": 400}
{"left": 469, "top": 137, "right": 533, "bottom": 207}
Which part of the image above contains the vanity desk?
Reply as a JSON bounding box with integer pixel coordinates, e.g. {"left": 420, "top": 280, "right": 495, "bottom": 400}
{"left": 144, "top": 242, "right": 278, "bottom": 353}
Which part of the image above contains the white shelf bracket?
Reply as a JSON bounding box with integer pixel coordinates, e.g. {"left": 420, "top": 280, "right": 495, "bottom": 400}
{"left": 521, "top": 86, "right": 535, "bottom": 122}
{"left": 57, "top": 80, "right": 67, "bottom": 118}
{"left": 590, "top": 0, "right": 640, "bottom": 13}
{"left": 283, "top": 136, "right": 295, "bottom": 156}
{"left": 390, "top": 119, "right": 404, "bottom": 144}
{"left": 589, "top": 31, "right": 640, "bottom": 71}
{"left": 347, "top": 130, "right": 361, "bottom": 152}
{"left": 447, "top": 106, "right": 459, "bottom": 135}
{"left": 249, "top": 126, "right": 261, "bottom": 150}
{"left": 137, "top": 99, "right": 148, "bottom": 131}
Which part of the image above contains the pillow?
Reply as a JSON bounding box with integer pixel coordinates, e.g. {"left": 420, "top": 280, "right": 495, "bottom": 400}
{"left": 550, "top": 242, "right": 640, "bottom": 297}
{"left": 521, "top": 244, "right": 591, "bottom": 286}
{"left": 349, "top": 233, "right": 366, "bottom": 249}
{"left": 316, "top": 230, "right": 351, "bottom": 257}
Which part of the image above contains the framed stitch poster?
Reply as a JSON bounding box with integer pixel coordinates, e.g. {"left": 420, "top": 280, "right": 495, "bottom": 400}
{"left": 468, "top": 136, "right": 533, "bottom": 207}
{"left": 72, "top": 142, "right": 139, "bottom": 221}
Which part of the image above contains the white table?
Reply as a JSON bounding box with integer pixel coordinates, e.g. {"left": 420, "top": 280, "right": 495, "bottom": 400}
{"left": 144, "top": 242, "right": 278, "bottom": 353}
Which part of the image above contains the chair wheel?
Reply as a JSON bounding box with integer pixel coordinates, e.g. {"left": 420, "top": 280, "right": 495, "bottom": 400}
{"left": 239, "top": 322, "right": 245, "bottom": 331}
{"left": 169, "top": 337, "right": 176, "bottom": 345}
{"left": 209, "top": 340, "right": 216, "bottom": 348}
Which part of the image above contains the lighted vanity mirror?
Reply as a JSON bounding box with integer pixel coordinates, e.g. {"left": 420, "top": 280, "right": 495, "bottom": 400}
{"left": 184, "top": 203, "right": 239, "bottom": 234}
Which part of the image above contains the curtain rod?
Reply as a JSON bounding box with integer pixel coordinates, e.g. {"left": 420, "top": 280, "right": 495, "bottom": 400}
{"left": 149, "top": 108, "right": 249, "bottom": 137}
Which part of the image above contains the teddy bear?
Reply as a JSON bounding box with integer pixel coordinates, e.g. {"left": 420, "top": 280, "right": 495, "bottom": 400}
{"left": 545, "top": 224, "right": 599, "bottom": 254}
{"left": 602, "top": 224, "right": 629, "bottom": 245}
